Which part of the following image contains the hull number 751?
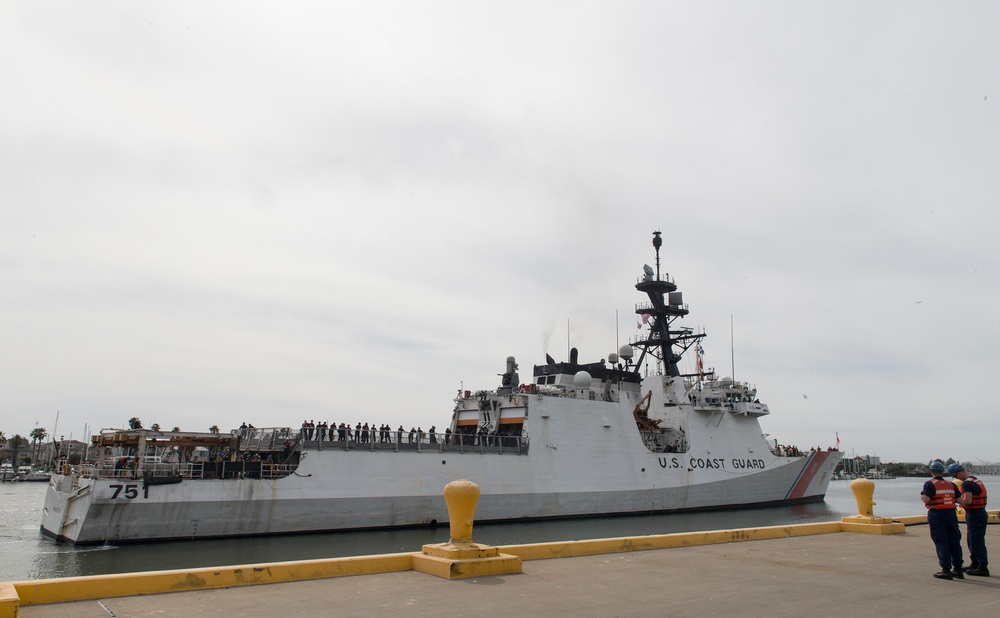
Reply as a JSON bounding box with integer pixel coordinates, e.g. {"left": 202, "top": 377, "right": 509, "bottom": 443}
{"left": 109, "top": 484, "right": 148, "bottom": 499}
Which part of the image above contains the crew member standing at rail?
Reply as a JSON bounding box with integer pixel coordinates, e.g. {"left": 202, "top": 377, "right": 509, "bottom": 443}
{"left": 921, "top": 461, "right": 964, "bottom": 580}
{"left": 948, "top": 463, "right": 989, "bottom": 577}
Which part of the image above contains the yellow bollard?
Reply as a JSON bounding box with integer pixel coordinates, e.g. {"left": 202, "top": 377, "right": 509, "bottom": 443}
{"left": 411, "top": 480, "right": 522, "bottom": 579}
{"left": 443, "top": 479, "right": 480, "bottom": 543}
{"left": 840, "top": 476, "right": 905, "bottom": 534}
{"left": 850, "top": 477, "right": 876, "bottom": 517}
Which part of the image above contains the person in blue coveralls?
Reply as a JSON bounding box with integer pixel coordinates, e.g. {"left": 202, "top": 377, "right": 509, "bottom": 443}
{"left": 921, "top": 461, "right": 964, "bottom": 579}
{"left": 948, "top": 463, "right": 990, "bottom": 577}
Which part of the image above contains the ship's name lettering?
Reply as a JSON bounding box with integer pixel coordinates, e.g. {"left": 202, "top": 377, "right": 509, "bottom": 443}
{"left": 656, "top": 457, "right": 767, "bottom": 470}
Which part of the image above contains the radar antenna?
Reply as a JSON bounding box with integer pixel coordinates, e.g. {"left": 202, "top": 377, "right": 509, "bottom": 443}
{"left": 652, "top": 230, "right": 662, "bottom": 278}
{"left": 631, "top": 230, "right": 704, "bottom": 377}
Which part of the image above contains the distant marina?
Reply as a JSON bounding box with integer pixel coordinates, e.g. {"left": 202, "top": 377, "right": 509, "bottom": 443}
{"left": 833, "top": 454, "right": 999, "bottom": 479}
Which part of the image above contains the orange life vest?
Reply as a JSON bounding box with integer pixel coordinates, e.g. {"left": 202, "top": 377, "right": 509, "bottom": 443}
{"left": 962, "top": 476, "right": 988, "bottom": 510}
{"left": 926, "top": 478, "right": 958, "bottom": 510}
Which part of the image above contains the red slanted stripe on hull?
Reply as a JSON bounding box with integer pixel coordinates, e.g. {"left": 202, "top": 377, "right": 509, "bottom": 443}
{"left": 785, "top": 451, "right": 832, "bottom": 500}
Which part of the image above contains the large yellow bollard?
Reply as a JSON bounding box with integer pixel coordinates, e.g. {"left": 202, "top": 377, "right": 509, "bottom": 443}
{"left": 850, "top": 477, "right": 876, "bottom": 517}
{"left": 840, "top": 476, "right": 905, "bottom": 534}
{"left": 412, "top": 480, "right": 522, "bottom": 579}
{"left": 443, "top": 479, "right": 480, "bottom": 543}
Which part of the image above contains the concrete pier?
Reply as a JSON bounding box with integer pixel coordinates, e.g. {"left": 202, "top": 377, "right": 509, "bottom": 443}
{"left": 5, "top": 519, "right": 997, "bottom": 618}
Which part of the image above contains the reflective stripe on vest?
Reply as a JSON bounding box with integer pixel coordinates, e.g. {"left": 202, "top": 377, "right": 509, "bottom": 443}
{"left": 927, "top": 478, "right": 958, "bottom": 510}
{"left": 965, "top": 476, "right": 988, "bottom": 509}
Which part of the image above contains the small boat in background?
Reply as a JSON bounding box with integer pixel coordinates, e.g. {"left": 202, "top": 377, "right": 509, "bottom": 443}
{"left": 20, "top": 469, "right": 52, "bottom": 482}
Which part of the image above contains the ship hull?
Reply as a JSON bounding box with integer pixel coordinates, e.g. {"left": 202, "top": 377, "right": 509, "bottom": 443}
{"left": 41, "top": 442, "right": 839, "bottom": 545}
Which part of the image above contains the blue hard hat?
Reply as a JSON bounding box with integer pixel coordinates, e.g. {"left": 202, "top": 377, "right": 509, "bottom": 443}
{"left": 947, "top": 463, "right": 964, "bottom": 476}
{"left": 929, "top": 461, "right": 945, "bottom": 472}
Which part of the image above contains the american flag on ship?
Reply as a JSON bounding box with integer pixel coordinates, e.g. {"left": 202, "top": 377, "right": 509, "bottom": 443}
{"left": 696, "top": 344, "right": 705, "bottom": 390}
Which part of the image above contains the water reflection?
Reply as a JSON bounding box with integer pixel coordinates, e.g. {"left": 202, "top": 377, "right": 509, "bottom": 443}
{"left": 28, "top": 499, "right": 849, "bottom": 579}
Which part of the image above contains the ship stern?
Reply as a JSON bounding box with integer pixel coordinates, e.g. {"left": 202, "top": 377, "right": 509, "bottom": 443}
{"left": 39, "top": 472, "right": 90, "bottom": 544}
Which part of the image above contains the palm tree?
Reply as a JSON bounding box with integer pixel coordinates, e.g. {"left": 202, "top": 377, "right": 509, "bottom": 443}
{"left": 171, "top": 427, "right": 180, "bottom": 432}
{"left": 150, "top": 423, "right": 161, "bottom": 432}
{"left": 128, "top": 417, "right": 143, "bottom": 430}
{"left": 9, "top": 434, "right": 26, "bottom": 467}
{"left": 30, "top": 427, "right": 48, "bottom": 467}
{"left": 209, "top": 425, "right": 220, "bottom": 434}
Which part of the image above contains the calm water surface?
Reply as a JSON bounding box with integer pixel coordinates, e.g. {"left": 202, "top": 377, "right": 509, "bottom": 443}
{"left": 3, "top": 477, "right": 997, "bottom": 582}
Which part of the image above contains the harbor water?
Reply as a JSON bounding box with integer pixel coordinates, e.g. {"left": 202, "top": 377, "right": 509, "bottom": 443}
{"left": 3, "top": 477, "right": 997, "bottom": 583}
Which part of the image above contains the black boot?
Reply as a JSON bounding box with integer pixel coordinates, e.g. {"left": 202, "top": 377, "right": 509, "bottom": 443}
{"left": 952, "top": 568, "right": 964, "bottom": 579}
{"left": 933, "top": 570, "right": 954, "bottom": 580}
{"left": 966, "top": 566, "right": 990, "bottom": 577}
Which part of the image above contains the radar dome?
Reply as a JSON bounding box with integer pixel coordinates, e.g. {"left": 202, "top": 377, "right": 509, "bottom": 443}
{"left": 608, "top": 352, "right": 619, "bottom": 364}
{"left": 573, "top": 371, "right": 592, "bottom": 388}
{"left": 618, "top": 344, "right": 633, "bottom": 360}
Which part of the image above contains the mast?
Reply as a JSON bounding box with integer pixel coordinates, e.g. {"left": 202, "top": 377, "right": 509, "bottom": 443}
{"left": 631, "top": 231, "right": 703, "bottom": 377}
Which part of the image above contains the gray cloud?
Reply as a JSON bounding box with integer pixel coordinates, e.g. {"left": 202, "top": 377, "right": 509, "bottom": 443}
{"left": 1, "top": 2, "right": 998, "bottom": 462}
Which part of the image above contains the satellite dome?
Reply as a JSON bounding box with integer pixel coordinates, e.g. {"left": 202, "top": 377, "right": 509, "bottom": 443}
{"left": 573, "top": 371, "right": 592, "bottom": 388}
{"left": 608, "top": 352, "right": 619, "bottom": 364}
{"left": 618, "top": 344, "right": 633, "bottom": 359}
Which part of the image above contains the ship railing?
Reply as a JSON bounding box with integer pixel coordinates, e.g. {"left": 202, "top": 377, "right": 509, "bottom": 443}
{"left": 84, "top": 464, "right": 148, "bottom": 480}
{"left": 306, "top": 432, "right": 530, "bottom": 455}
{"left": 240, "top": 427, "right": 296, "bottom": 451}
{"left": 182, "top": 461, "right": 294, "bottom": 480}
{"left": 440, "top": 432, "right": 528, "bottom": 455}
{"left": 636, "top": 273, "right": 674, "bottom": 285}
{"left": 767, "top": 443, "right": 809, "bottom": 458}
{"left": 634, "top": 300, "right": 689, "bottom": 314}
{"left": 76, "top": 460, "right": 299, "bottom": 481}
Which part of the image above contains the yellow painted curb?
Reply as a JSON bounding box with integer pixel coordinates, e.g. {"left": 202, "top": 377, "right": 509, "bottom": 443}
{"left": 873, "top": 511, "right": 999, "bottom": 527}
{"left": 498, "top": 521, "right": 845, "bottom": 561}
{"left": 840, "top": 521, "right": 906, "bottom": 534}
{"left": 893, "top": 515, "right": 928, "bottom": 526}
{"left": 13, "top": 552, "right": 414, "bottom": 606}
{"left": 0, "top": 583, "right": 19, "bottom": 618}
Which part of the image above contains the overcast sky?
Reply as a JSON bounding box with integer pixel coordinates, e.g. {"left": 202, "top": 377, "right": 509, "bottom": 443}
{"left": 2, "top": 2, "right": 997, "bottom": 463}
